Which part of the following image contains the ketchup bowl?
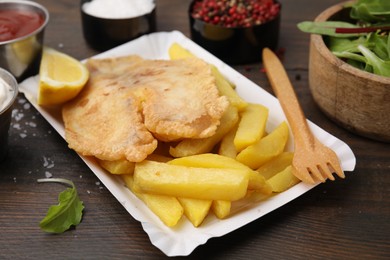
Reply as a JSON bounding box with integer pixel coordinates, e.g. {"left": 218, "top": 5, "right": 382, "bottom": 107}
{"left": 0, "top": 0, "right": 49, "bottom": 82}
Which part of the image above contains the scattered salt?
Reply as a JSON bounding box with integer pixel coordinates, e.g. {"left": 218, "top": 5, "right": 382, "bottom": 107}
{"left": 13, "top": 123, "right": 21, "bottom": 130}
{"left": 27, "top": 122, "right": 37, "bottom": 127}
{"left": 45, "top": 171, "right": 53, "bottom": 178}
{"left": 19, "top": 133, "right": 27, "bottom": 138}
{"left": 12, "top": 109, "right": 24, "bottom": 121}
{"left": 23, "top": 103, "right": 31, "bottom": 110}
{"left": 42, "top": 156, "right": 55, "bottom": 169}
{"left": 82, "top": 0, "right": 155, "bottom": 19}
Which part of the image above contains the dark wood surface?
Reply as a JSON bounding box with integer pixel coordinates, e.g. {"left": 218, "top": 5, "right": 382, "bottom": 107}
{"left": 1, "top": 0, "right": 389, "bottom": 259}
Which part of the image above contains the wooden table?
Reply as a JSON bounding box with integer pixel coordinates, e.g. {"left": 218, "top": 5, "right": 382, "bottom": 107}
{"left": 1, "top": 0, "right": 389, "bottom": 259}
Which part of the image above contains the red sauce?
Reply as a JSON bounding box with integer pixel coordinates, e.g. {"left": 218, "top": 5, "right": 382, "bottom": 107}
{"left": 0, "top": 9, "right": 44, "bottom": 42}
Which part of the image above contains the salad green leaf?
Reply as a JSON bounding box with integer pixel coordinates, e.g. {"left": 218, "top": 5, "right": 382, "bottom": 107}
{"left": 297, "top": 21, "right": 361, "bottom": 37}
{"left": 350, "top": 0, "right": 390, "bottom": 23}
{"left": 38, "top": 178, "right": 84, "bottom": 233}
{"left": 358, "top": 44, "right": 390, "bottom": 77}
{"left": 297, "top": 0, "right": 390, "bottom": 77}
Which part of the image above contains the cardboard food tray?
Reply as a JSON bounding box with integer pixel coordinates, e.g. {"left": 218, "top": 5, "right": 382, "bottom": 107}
{"left": 19, "top": 31, "right": 356, "bottom": 257}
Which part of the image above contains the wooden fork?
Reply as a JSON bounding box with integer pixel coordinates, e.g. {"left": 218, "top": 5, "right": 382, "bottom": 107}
{"left": 262, "top": 48, "right": 345, "bottom": 184}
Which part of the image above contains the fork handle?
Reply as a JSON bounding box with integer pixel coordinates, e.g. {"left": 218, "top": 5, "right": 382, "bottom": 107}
{"left": 262, "top": 48, "right": 314, "bottom": 147}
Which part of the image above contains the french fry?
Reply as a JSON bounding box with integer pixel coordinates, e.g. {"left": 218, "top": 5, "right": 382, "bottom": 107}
{"left": 267, "top": 166, "right": 300, "bottom": 192}
{"left": 98, "top": 159, "right": 135, "bottom": 175}
{"left": 212, "top": 200, "right": 231, "bottom": 219}
{"left": 169, "top": 105, "right": 239, "bottom": 157}
{"left": 177, "top": 198, "right": 212, "bottom": 227}
{"left": 168, "top": 43, "right": 247, "bottom": 111}
{"left": 256, "top": 152, "right": 294, "bottom": 180}
{"left": 236, "top": 121, "right": 289, "bottom": 169}
{"left": 168, "top": 153, "right": 271, "bottom": 194}
{"left": 133, "top": 160, "right": 249, "bottom": 201}
{"left": 218, "top": 124, "right": 238, "bottom": 158}
{"left": 234, "top": 103, "right": 269, "bottom": 152}
{"left": 122, "top": 174, "right": 183, "bottom": 227}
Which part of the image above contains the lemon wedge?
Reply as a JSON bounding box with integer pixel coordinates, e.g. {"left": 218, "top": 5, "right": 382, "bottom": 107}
{"left": 38, "top": 47, "right": 89, "bottom": 106}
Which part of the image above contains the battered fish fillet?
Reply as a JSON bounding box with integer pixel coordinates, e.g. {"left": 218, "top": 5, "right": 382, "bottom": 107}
{"left": 62, "top": 55, "right": 229, "bottom": 162}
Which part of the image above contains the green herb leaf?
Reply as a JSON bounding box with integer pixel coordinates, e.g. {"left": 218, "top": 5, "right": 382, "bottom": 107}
{"left": 358, "top": 44, "right": 390, "bottom": 77}
{"left": 297, "top": 21, "right": 360, "bottom": 37}
{"left": 366, "top": 32, "right": 390, "bottom": 59}
{"left": 297, "top": 0, "right": 390, "bottom": 77}
{"left": 350, "top": 0, "right": 390, "bottom": 23}
{"left": 38, "top": 178, "right": 84, "bottom": 233}
{"left": 328, "top": 36, "right": 369, "bottom": 53}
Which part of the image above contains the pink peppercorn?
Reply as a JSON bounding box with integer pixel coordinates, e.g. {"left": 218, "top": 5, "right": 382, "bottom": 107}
{"left": 191, "top": 0, "right": 280, "bottom": 28}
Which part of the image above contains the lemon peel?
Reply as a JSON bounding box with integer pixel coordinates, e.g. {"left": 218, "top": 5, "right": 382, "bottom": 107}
{"left": 38, "top": 47, "right": 89, "bottom": 106}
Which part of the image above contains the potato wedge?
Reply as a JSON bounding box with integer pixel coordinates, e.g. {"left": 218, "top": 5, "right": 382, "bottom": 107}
{"left": 98, "top": 159, "right": 135, "bottom": 175}
{"left": 212, "top": 200, "right": 231, "bottom": 219}
{"left": 218, "top": 124, "right": 238, "bottom": 158}
{"left": 122, "top": 174, "right": 183, "bottom": 227}
{"left": 236, "top": 121, "right": 289, "bottom": 169}
{"left": 169, "top": 105, "right": 239, "bottom": 157}
{"left": 133, "top": 160, "right": 249, "bottom": 201}
{"left": 256, "top": 152, "right": 294, "bottom": 180}
{"left": 168, "top": 43, "right": 247, "bottom": 111}
{"left": 267, "top": 166, "right": 300, "bottom": 192}
{"left": 168, "top": 153, "right": 271, "bottom": 194}
{"left": 178, "top": 198, "right": 212, "bottom": 227}
{"left": 234, "top": 103, "right": 269, "bottom": 152}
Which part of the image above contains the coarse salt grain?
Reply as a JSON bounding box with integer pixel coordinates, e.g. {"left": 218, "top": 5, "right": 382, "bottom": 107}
{"left": 82, "top": 0, "right": 155, "bottom": 19}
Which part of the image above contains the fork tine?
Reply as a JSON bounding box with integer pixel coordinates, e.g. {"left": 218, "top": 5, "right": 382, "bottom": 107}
{"left": 319, "top": 163, "right": 335, "bottom": 181}
{"left": 292, "top": 166, "right": 315, "bottom": 184}
{"left": 307, "top": 166, "right": 326, "bottom": 183}
{"left": 328, "top": 160, "right": 345, "bottom": 179}
{"left": 326, "top": 148, "right": 345, "bottom": 179}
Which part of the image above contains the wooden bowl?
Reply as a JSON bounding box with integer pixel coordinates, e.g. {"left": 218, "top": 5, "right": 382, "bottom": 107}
{"left": 308, "top": 1, "right": 390, "bottom": 143}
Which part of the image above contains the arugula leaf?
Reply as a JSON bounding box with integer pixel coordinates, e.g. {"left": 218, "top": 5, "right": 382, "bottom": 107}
{"left": 328, "top": 36, "right": 370, "bottom": 53}
{"left": 351, "top": 0, "right": 390, "bottom": 23}
{"left": 358, "top": 44, "right": 390, "bottom": 77}
{"left": 297, "top": 21, "right": 361, "bottom": 37}
{"left": 366, "top": 32, "right": 390, "bottom": 59}
{"left": 297, "top": 0, "right": 390, "bottom": 77}
{"left": 38, "top": 178, "right": 84, "bottom": 233}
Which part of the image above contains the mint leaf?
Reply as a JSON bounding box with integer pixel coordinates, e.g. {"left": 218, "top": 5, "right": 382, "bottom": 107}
{"left": 38, "top": 178, "right": 84, "bottom": 233}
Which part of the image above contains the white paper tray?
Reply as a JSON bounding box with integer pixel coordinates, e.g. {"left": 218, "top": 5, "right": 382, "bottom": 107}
{"left": 19, "top": 31, "right": 356, "bottom": 257}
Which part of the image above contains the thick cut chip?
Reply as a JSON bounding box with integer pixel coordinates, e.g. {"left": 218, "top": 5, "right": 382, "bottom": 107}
{"left": 122, "top": 174, "right": 183, "bottom": 227}
{"left": 236, "top": 121, "right": 289, "bottom": 169}
{"left": 133, "top": 160, "right": 249, "bottom": 201}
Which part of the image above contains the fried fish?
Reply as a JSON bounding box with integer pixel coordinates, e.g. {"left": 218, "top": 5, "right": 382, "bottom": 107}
{"left": 62, "top": 55, "right": 229, "bottom": 162}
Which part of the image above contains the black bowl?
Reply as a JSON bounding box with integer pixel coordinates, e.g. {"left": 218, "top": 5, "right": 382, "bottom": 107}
{"left": 189, "top": 1, "right": 281, "bottom": 64}
{"left": 80, "top": 0, "right": 156, "bottom": 51}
